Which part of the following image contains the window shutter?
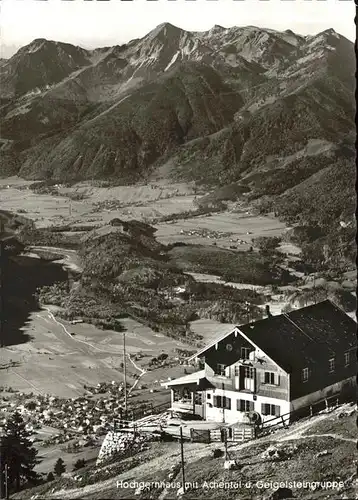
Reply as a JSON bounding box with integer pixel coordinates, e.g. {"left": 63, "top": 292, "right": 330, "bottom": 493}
{"left": 276, "top": 374, "right": 280, "bottom": 386}
{"left": 249, "top": 401, "right": 254, "bottom": 412}
{"left": 225, "top": 397, "right": 231, "bottom": 410}
{"left": 261, "top": 403, "right": 266, "bottom": 415}
{"left": 213, "top": 396, "right": 218, "bottom": 407}
{"left": 275, "top": 405, "right": 280, "bottom": 416}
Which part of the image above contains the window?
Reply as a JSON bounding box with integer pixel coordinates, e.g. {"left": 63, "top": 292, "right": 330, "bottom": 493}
{"left": 264, "top": 372, "right": 280, "bottom": 385}
{"left": 173, "top": 389, "right": 191, "bottom": 403}
{"left": 302, "top": 367, "right": 309, "bottom": 382}
{"left": 242, "top": 366, "right": 256, "bottom": 392}
{"left": 344, "top": 351, "right": 350, "bottom": 367}
{"left": 241, "top": 347, "right": 251, "bottom": 360}
{"left": 234, "top": 365, "right": 240, "bottom": 376}
{"left": 216, "top": 363, "right": 226, "bottom": 376}
{"left": 213, "top": 396, "right": 231, "bottom": 409}
{"left": 207, "top": 393, "right": 211, "bottom": 400}
{"left": 244, "top": 367, "right": 254, "bottom": 379}
{"left": 225, "top": 397, "right": 231, "bottom": 410}
{"left": 328, "top": 358, "right": 335, "bottom": 373}
{"left": 237, "top": 399, "right": 254, "bottom": 412}
{"left": 194, "top": 392, "right": 202, "bottom": 405}
{"left": 261, "top": 403, "right": 280, "bottom": 416}
{"left": 213, "top": 395, "right": 221, "bottom": 408}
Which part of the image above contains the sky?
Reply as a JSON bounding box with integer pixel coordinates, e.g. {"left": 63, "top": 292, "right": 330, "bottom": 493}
{"left": 0, "top": 0, "right": 355, "bottom": 58}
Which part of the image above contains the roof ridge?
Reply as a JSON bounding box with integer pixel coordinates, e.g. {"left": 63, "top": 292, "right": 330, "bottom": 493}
{"left": 188, "top": 327, "right": 239, "bottom": 361}
{"left": 283, "top": 312, "right": 335, "bottom": 355}
{"left": 282, "top": 313, "right": 316, "bottom": 342}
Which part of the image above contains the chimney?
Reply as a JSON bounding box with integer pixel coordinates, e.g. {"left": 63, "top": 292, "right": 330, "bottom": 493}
{"left": 265, "top": 305, "right": 272, "bottom": 318}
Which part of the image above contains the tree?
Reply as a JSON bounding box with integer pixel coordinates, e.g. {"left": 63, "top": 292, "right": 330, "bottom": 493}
{"left": 286, "top": 286, "right": 328, "bottom": 308}
{"left": 73, "top": 459, "right": 86, "bottom": 471}
{"left": 0, "top": 411, "right": 40, "bottom": 495}
{"left": 252, "top": 236, "right": 281, "bottom": 254}
{"left": 54, "top": 458, "right": 66, "bottom": 477}
{"left": 47, "top": 472, "right": 55, "bottom": 482}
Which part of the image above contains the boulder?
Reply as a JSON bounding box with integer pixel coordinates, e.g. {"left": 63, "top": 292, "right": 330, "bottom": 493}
{"left": 262, "top": 444, "right": 297, "bottom": 461}
{"left": 315, "top": 449, "right": 331, "bottom": 458}
{"left": 211, "top": 448, "right": 224, "bottom": 458}
{"left": 224, "top": 460, "right": 237, "bottom": 470}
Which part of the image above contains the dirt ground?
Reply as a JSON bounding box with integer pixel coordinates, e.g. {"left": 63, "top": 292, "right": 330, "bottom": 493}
{"left": 24, "top": 404, "right": 355, "bottom": 500}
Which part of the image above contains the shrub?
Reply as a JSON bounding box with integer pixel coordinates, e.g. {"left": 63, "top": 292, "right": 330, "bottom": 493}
{"left": 47, "top": 472, "right": 55, "bottom": 482}
{"left": 252, "top": 236, "right": 281, "bottom": 253}
{"left": 54, "top": 458, "right": 66, "bottom": 477}
{"left": 73, "top": 459, "right": 86, "bottom": 471}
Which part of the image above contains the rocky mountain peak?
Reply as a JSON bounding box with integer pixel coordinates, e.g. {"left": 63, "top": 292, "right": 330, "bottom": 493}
{"left": 0, "top": 23, "right": 354, "bottom": 200}
{"left": 146, "top": 22, "right": 184, "bottom": 40}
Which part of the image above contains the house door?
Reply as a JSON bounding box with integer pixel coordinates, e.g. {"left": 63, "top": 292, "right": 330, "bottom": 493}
{"left": 194, "top": 391, "right": 205, "bottom": 419}
{"left": 243, "top": 367, "right": 255, "bottom": 392}
{"left": 233, "top": 365, "right": 240, "bottom": 390}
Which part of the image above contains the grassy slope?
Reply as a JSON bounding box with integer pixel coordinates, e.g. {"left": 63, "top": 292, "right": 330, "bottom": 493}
{"left": 13, "top": 405, "right": 356, "bottom": 499}
{"left": 274, "top": 160, "right": 356, "bottom": 228}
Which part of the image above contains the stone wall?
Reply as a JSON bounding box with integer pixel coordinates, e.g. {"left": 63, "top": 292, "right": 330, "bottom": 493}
{"left": 96, "top": 431, "right": 152, "bottom": 465}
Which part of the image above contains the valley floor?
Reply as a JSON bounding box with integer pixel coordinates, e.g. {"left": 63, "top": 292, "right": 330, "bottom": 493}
{"left": 1, "top": 176, "right": 356, "bottom": 496}
{"left": 0, "top": 177, "right": 285, "bottom": 248}
{"left": 0, "top": 175, "right": 300, "bottom": 399}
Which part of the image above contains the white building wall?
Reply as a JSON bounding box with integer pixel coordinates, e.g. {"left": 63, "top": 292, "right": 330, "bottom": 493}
{"left": 205, "top": 388, "right": 238, "bottom": 424}
{"left": 204, "top": 388, "right": 290, "bottom": 425}
{"left": 205, "top": 364, "right": 215, "bottom": 376}
{"left": 254, "top": 394, "right": 291, "bottom": 425}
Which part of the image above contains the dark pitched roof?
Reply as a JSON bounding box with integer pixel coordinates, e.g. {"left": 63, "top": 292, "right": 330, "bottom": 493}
{"left": 239, "top": 300, "right": 357, "bottom": 373}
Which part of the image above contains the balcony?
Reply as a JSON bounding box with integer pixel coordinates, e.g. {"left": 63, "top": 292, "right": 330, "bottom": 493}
{"left": 207, "top": 374, "right": 234, "bottom": 390}
{"left": 171, "top": 396, "right": 205, "bottom": 419}
{"left": 171, "top": 400, "right": 193, "bottom": 413}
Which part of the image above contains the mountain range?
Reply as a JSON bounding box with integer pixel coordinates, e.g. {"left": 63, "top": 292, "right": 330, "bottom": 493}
{"left": 0, "top": 23, "right": 354, "bottom": 180}
{"left": 0, "top": 23, "right": 355, "bottom": 257}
